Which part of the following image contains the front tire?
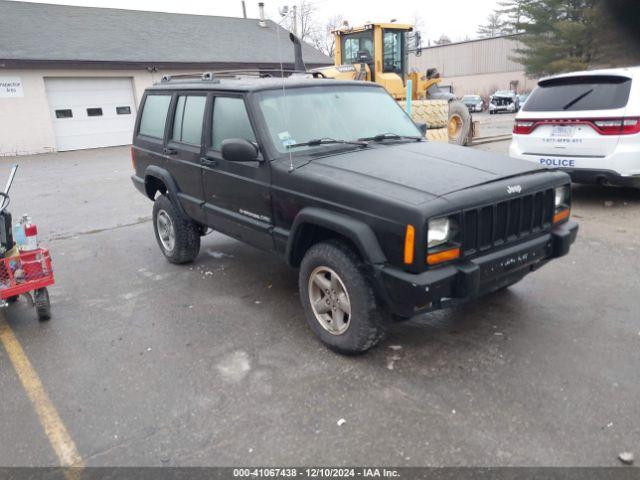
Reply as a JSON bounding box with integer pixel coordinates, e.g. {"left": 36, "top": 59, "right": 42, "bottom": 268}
{"left": 152, "top": 194, "right": 200, "bottom": 264}
{"left": 299, "top": 241, "right": 389, "bottom": 354}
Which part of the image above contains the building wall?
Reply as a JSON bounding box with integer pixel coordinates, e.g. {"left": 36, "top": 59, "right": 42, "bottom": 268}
{"left": 0, "top": 67, "right": 192, "bottom": 156}
{"left": 409, "top": 35, "right": 538, "bottom": 97}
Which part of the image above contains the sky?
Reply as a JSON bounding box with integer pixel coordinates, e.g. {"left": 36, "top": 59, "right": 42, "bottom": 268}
{"left": 8, "top": 0, "right": 501, "bottom": 43}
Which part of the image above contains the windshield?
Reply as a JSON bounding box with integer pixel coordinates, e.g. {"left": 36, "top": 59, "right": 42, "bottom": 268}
{"left": 463, "top": 95, "right": 480, "bottom": 101}
{"left": 257, "top": 86, "right": 421, "bottom": 153}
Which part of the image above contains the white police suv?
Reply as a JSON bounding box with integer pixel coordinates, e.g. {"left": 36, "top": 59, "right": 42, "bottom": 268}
{"left": 509, "top": 67, "right": 640, "bottom": 188}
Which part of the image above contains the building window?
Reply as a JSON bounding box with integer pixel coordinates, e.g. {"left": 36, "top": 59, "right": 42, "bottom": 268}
{"left": 55, "top": 109, "right": 73, "bottom": 119}
{"left": 116, "top": 106, "right": 131, "bottom": 115}
{"left": 172, "top": 95, "right": 206, "bottom": 145}
{"left": 139, "top": 94, "right": 171, "bottom": 139}
{"left": 87, "top": 108, "right": 103, "bottom": 117}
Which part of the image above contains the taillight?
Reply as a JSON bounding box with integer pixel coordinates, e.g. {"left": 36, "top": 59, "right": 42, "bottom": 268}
{"left": 593, "top": 117, "right": 640, "bottom": 135}
{"left": 512, "top": 117, "right": 640, "bottom": 136}
{"left": 131, "top": 147, "right": 136, "bottom": 170}
{"left": 513, "top": 120, "right": 535, "bottom": 134}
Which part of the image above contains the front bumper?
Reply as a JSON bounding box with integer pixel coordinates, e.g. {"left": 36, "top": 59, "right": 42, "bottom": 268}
{"left": 375, "top": 221, "right": 578, "bottom": 318}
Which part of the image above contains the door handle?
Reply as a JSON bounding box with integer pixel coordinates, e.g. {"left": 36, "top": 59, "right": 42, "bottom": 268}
{"left": 200, "top": 157, "right": 217, "bottom": 167}
{"left": 163, "top": 147, "right": 177, "bottom": 155}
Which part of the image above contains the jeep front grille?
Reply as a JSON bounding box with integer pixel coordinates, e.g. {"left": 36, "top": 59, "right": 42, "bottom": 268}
{"left": 462, "top": 189, "right": 554, "bottom": 256}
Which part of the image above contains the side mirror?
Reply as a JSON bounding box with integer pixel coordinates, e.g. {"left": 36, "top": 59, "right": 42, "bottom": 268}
{"left": 415, "top": 122, "right": 428, "bottom": 136}
{"left": 221, "top": 138, "right": 259, "bottom": 162}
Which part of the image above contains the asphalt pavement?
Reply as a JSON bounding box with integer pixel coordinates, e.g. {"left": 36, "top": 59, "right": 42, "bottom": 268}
{"left": 0, "top": 141, "right": 639, "bottom": 467}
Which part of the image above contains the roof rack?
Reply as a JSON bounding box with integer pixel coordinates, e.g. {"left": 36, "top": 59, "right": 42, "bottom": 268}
{"left": 159, "top": 68, "right": 320, "bottom": 84}
{"left": 160, "top": 72, "right": 219, "bottom": 83}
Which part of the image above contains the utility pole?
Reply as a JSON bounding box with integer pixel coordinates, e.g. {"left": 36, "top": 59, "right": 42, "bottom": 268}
{"left": 292, "top": 5, "right": 298, "bottom": 36}
{"left": 241, "top": 0, "right": 247, "bottom": 18}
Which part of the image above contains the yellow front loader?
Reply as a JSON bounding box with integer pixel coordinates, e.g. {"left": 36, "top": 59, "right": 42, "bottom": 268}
{"left": 310, "top": 23, "right": 474, "bottom": 145}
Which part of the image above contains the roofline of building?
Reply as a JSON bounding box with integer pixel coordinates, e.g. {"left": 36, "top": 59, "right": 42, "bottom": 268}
{"left": 0, "top": 59, "right": 332, "bottom": 70}
{"left": 423, "top": 32, "right": 523, "bottom": 50}
{"left": 6, "top": 0, "right": 265, "bottom": 22}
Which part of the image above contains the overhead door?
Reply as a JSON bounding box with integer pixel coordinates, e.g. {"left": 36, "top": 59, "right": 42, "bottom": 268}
{"left": 45, "top": 77, "right": 137, "bottom": 151}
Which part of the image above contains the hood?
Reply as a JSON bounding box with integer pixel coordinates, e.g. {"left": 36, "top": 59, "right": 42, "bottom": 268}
{"left": 296, "top": 141, "right": 544, "bottom": 204}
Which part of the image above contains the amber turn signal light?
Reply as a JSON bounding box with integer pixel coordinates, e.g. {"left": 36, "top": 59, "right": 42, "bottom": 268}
{"left": 404, "top": 224, "right": 415, "bottom": 264}
{"left": 553, "top": 208, "right": 570, "bottom": 224}
{"left": 427, "top": 247, "right": 460, "bottom": 266}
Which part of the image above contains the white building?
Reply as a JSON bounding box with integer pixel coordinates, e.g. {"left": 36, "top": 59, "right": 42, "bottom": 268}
{"left": 0, "top": 1, "right": 331, "bottom": 156}
{"left": 410, "top": 34, "right": 537, "bottom": 98}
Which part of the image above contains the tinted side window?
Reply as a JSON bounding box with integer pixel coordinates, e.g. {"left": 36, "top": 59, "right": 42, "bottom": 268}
{"left": 139, "top": 94, "right": 171, "bottom": 138}
{"left": 524, "top": 76, "right": 632, "bottom": 112}
{"left": 172, "top": 95, "right": 206, "bottom": 145}
{"left": 211, "top": 97, "right": 256, "bottom": 151}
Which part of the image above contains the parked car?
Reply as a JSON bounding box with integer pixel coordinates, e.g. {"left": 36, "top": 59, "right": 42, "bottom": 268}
{"left": 517, "top": 92, "right": 530, "bottom": 110}
{"left": 510, "top": 67, "right": 640, "bottom": 188}
{"left": 131, "top": 73, "right": 578, "bottom": 354}
{"left": 462, "top": 94, "right": 484, "bottom": 112}
{"left": 489, "top": 90, "right": 519, "bottom": 114}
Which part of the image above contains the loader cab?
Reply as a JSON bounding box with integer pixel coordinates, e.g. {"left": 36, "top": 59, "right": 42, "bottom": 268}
{"left": 335, "top": 23, "right": 411, "bottom": 92}
{"left": 340, "top": 29, "right": 375, "bottom": 79}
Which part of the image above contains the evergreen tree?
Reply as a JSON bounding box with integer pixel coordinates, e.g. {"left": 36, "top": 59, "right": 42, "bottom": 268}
{"left": 513, "top": 0, "right": 599, "bottom": 75}
{"left": 492, "top": 0, "right": 640, "bottom": 75}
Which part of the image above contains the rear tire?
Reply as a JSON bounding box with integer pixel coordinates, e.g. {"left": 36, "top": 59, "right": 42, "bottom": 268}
{"left": 34, "top": 288, "right": 51, "bottom": 321}
{"left": 448, "top": 100, "right": 472, "bottom": 145}
{"left": 152, "top": 194, "right": 200, "bottom": 264}
{"left": 299, "top": 240, "right": 389, "bottom": 355}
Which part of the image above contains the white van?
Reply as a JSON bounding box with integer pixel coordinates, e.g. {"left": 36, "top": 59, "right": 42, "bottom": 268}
{"left": 509, "top": 67, "right": 640, "bottom": 188}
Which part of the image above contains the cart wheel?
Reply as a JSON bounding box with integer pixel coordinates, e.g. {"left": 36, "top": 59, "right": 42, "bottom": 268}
{"left": 34, "top": 288, "right": 51, "bottom": 321}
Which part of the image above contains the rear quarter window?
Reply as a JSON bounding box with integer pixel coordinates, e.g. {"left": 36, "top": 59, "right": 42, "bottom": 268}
{"left": 139, "top": 94, "right": 172, "bottom": 138}
{"left": 524, "top": 75, "right": 631, "bottom": 112}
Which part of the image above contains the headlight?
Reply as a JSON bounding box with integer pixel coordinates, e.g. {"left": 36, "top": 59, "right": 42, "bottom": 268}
{"left": 553, "top": 185, "right": 571, "bottom": 224}
{"left": 554, "top": 185, "right": 570, "bottom": 210}
{"left": 428, "top": 217, "right": 451, "bottom": 248}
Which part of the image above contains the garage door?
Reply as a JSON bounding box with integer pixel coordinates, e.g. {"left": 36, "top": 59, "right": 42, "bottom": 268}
{"left": 45, "top": 77, "right": 137, "bottom": 151}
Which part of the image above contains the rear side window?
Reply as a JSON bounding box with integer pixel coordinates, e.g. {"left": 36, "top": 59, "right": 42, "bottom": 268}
{"left": 524, "top": 76, "right": 631, "bottom": 112}
{"left": 139, "top": 94, "right": 171, "bottom": 138}
{"left": 211, "top": 97, "right": 256, "bottom": 151}
{"left": 172, "top": 95, "right": 206, "bottom": 145}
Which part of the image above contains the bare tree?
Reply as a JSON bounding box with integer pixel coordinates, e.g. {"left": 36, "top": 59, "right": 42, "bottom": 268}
{"left": 281, "top": 0, "right": 317, "bottom": 42}
{"left": 309, "top": 14, "right": 344, "bottom": 57}
{"left": 433, "top": 34, "right": 452, "bottom": 45}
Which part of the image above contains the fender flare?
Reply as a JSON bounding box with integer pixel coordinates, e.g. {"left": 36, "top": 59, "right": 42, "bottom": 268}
{"left": 144, "top": 165, "right": 187, "bottom": 218}
{"left": 286, "top": 207, "right": 387, "bottom": 267}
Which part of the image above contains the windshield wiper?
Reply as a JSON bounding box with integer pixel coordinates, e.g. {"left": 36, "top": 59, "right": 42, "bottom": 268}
{"left": 562, "top": 88, "right": 594, "bottom": 110}
{"left": 287, "top": 138, "right": 368, "bottom": 149}
{"left": 358, "top": 133, "right": 423, "bottom": 142}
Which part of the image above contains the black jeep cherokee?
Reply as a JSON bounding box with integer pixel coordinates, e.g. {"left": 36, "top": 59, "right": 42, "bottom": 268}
{"left": 131, "top": 73, "right": 578, "bottom": 354}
